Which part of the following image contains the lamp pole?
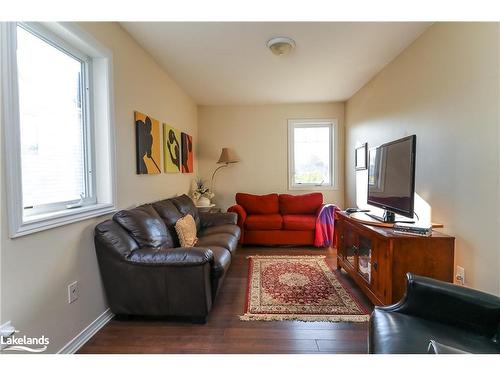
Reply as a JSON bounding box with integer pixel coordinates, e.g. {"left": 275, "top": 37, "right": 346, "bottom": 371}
{"left": 210, "top": 163, "right": 228, "bottom": 192}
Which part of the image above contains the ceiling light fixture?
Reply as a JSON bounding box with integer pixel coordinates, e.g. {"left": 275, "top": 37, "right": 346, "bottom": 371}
{"left": 267, "top": 37, "right": 296, "bottom": 56}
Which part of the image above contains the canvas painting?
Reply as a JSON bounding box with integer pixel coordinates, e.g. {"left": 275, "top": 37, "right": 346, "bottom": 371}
{"left": 163, "top": 123, "right": 181, "bottom": 173}
{"left": 181, "top": 132, "right": 194, "bottom": 173}
{"left": 135, "top": 111, "right": 161, "bottom": 174}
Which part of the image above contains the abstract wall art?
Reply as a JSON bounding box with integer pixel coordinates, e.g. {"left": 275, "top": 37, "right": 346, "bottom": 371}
{"left": 181, "top": 132, "right": 194, "bottom": 173}
{"left": 163, "top": 123, "right": 181, "bottom": 173}
{"left": 135, "top": 111, "right": 161, "bottom": 175}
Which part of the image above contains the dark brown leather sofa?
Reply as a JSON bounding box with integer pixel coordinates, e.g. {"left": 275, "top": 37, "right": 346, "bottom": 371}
{"left": 369, "top": 273, "right": 500, "bottom": 354}
{"left": 94, "top": 194, "right": 240, "bottom": 322}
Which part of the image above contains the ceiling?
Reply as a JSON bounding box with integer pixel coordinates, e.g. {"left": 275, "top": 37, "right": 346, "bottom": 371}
{"left": 120, "top": 22, "right": 431, "bottom": 106}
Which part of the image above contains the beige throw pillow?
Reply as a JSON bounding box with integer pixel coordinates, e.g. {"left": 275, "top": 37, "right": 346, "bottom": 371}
{"left": 175, "top": 214, "right": 198, "bottom": 247}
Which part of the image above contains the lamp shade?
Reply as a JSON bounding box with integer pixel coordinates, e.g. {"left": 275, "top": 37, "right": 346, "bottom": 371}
{"left": 217, "top": 148, "right": 239, "bottom": 164}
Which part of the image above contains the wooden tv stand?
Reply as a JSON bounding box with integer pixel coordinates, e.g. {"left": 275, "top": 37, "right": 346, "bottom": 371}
{"left": 335, "top": 211, "right": 455, "bottom": 306}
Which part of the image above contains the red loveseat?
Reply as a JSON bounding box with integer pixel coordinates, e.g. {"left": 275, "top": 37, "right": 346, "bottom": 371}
{"left": 228, "top": 192, "right": 324, "bottom": 246}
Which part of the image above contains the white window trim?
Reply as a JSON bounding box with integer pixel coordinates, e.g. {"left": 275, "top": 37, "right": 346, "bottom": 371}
{"left": 1, "top": 22, "right": 117, "bottom": 238}
{"left": 18, "top": 22, "right": 97, "bottom": 217}
{"left": 287, "top": 118, "right": 339, "bottom": 191}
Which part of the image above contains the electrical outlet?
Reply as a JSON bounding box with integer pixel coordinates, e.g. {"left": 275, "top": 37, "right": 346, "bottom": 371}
{"left": 68, "top": 281, "right": 79, "bottom": 304}
{"left": 456, "top": 266, "right": 465, "bottom": 285}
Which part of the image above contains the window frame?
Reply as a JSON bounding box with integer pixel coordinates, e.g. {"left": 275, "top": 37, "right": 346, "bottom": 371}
{"left": 287, "top": 118, "right": 339, "bottom": 191}
{"left": 17, "top": 22, "right": 97, "bottom": 216}
{"left": 1, "top": 22, "right": 116, "bottom": 238}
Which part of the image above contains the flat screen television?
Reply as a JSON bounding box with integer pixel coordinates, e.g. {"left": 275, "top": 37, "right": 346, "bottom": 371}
{"left": 367, "top": 135, "right": 416, "bottom": 223}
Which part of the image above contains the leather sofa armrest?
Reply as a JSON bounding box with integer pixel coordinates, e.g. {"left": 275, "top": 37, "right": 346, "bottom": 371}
{"left": 199, "top": 211, "right": 237, "bottom": 227}
{"left": 378, "top": 273, "right": 500, "bottom": 337}
{"left": 126, "top": 247, "right": 214, "bottom": 266}
{"left": 427, "top": 340, "right": 470, "bottom": 354}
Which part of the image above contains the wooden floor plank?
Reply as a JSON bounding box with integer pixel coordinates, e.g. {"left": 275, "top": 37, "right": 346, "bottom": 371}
{"left": 78, "top": 246, "right": 372, "bottom": 354}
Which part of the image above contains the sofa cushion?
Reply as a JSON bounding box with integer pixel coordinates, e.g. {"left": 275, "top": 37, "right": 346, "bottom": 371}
{"left": 152, "top": 199, "right": 183, "bottom": 246}
{"left": 170, "top": 194, "right": 201, "bottom": 231}
{"left": 370, "top": 309, "right": 500, "bottom": 354}
{"left": 201, "top": 224, "right": 241, "bottom": 239}
{"left": 113, "top": 204, "right": 173, "bottom": 248}
{"left": 243, "top": 229, "right": 314, "bottom": 246}
{"left": 199, "top": 212, "right": 237, "bottom": 227}
{"left": 279, "top": 193, "right": 323, "bottom": 215}
{"left": 236, "top": 193, "right": 279, "bottom": 215}
{"left": 245, "top": 214, "right": 283, "bottom": 230}
{"left": 196, "top": 233, "right": 239, "bottom": 254}
{"left": 152, "top": 199, "right": 182, "bottom": 225}
{"left": 282, "top": 214, "right": 316, "bottom": 231}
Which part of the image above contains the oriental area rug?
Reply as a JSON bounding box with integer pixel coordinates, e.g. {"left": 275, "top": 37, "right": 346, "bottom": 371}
{"left": 240, "top": 255, "right": 369, "bottom": 322}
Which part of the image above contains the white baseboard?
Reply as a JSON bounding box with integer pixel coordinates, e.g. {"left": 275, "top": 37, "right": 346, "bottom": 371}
{"left": 58, "top": 308, "right": 114, "bottom": 354}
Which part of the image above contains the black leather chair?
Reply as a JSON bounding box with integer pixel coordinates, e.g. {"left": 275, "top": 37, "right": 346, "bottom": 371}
{"left": 94, "top": 194, "right": 240, "bottom": 322}
{"left": 369, "top": 273, "right": 500, "bottom": 354}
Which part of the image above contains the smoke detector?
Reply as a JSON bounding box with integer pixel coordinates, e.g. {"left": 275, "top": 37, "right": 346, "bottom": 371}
{"left": 267, "top": 37, "right": 296, "bottom": 56}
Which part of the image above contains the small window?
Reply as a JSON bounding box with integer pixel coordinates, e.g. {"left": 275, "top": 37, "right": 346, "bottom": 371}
{"left": 17, "top": 24, "right": 95, "bottom": 217}
{"left": 2, "top": 22, "right": 116, "bottom": 237}
{"left": 288, "top": 119, "right": 337, "bottom": 190}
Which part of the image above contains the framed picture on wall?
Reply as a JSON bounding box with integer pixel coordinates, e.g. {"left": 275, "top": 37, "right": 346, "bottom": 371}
{"left": 135, "top": 111, "right": 161, "bottom": 175}
{"left": 163, "top": 123, "right": 181, "bottom": 173}
{"left": 181, "top": 132, "right": 194, "bottom": 173}
{"left": 355, "top": 143, "right": 368, "bottom": 170}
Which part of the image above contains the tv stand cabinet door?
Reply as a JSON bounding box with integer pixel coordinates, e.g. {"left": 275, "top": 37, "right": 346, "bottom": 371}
{"left": 338, "top": 220, "right": 358, "bottom": 271}
{"left": 370, "top": 240, "right": 390, "bottom": 304}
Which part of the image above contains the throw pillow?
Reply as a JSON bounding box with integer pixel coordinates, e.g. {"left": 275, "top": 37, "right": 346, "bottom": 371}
{"left": 175, "top": 214, "right": 198, "bottom": 247}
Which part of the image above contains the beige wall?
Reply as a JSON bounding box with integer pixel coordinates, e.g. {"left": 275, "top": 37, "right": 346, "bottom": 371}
{"left": 345, "top": 23, "right": 500, "bottom": 295}
{"left": 0, "top": 22, "right": 197, "bottom": 352}
{"left": 198, "top": 103, "right": 345, "bottom": 210}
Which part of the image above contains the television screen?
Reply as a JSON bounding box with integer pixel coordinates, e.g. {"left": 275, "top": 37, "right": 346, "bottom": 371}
{"left": 367, "top": 135, "right": 416, "bottom": 218}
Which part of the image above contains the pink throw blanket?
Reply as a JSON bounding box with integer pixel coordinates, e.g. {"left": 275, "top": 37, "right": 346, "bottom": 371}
{"left": 314, "top": 204, "right": 337, "bottom": 247}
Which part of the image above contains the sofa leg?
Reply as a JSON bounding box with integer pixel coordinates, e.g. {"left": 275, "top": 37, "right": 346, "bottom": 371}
{"left": 191, "top": 316, "right": 208, "bottom": 324}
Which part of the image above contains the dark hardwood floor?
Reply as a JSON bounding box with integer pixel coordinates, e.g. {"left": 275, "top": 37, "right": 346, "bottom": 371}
{"left": 78, "top": 246, "right": 373, "bottom": 354}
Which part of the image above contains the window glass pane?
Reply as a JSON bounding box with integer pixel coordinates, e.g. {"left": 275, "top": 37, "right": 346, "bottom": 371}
{"left": 293, "top": 126, "right": 331, "bottom": 185}
{"left": 17, "top": 25, "right": 86, "bottom": 209}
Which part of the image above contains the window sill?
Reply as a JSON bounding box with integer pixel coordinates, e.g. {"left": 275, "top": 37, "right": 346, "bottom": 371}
{"left": 10, "top": 203, "right": 116, "bottom": 238}
{"left": 289, "top": 185, "right": 338, "bottom": 191}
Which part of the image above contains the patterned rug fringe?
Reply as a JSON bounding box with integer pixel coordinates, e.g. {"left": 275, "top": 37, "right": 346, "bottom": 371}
{"left": 239, "top": 313, "right": 369, "bottom": 323}
{"left": 245, "top": 255, "right": 326, "bottom": 259}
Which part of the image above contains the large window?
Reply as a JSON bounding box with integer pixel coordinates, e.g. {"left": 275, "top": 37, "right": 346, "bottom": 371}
{"left": 2, "top": 22, "right": 116, "bottom": 237}
{"left": 288, "top": 119, "right": 338, "bottom": 190}
{"left": 17, "top": 24, "right": 94, "bottom": 215}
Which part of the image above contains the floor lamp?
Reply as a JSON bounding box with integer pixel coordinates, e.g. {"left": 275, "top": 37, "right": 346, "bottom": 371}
{"left": 211, "top": 148, "right": 239, "bottom": 192}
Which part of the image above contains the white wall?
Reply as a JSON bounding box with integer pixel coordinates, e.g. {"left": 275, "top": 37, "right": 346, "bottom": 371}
{"left": 345, "top": 22, "right": 500, "bottom": 295}
{"left": 197, "top": 103, "right": 345, "bottom": 210}
{"left": 0, "top": 22, "right": 198, "bottom": 352}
